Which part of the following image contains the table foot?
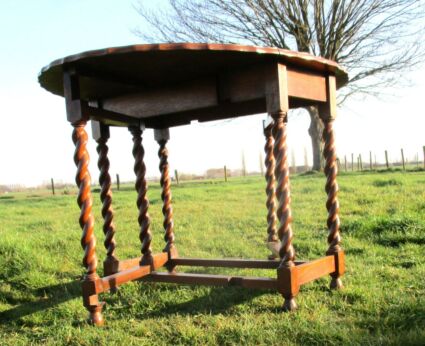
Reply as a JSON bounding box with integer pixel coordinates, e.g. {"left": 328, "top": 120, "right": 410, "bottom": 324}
{"left": 330, "top": 277, "right": 343, "bottom": 290}
{"left": 87, "top": 305, "right": 104, "bottom": 326}
{"left": 164, "top": 246, "right": 178, "bottom": 273}
{"left": 282, "top": 297, "right": 297, "bottom": 312}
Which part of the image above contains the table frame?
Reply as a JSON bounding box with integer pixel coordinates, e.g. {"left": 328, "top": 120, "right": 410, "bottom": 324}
{"left": 63, "top": 61, "right": 344, "bottom": 326}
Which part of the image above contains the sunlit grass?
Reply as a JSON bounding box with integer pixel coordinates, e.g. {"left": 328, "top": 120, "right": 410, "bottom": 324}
{"left": 0, "top": 171, "right": 424, "bottom": 345}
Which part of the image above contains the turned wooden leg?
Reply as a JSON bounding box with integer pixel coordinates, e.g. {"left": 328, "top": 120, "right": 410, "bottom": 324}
{"left": 129, "top": 124, "right": 153, "bottom": 268}
{"left": 72, "top": 121, "right": 104, "bottom": 325}
{"left": 323, "top": 120, "right": 344, "bottom": 290}
{"left": 155, "top": 128, "right": 178, "bottom": 272}
{"left": 92, "top": 122, "right": 119, "bottom": 277}
{"left": 263, "top": 119, "right": 278, "bottom": 260}
{"left": 272, "top": 112, "right": 297, "bottom": 311}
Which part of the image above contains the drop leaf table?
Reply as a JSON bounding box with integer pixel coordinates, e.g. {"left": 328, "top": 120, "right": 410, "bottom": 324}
{"left": 39, "top": 43, "right": 347, "bottom": 325}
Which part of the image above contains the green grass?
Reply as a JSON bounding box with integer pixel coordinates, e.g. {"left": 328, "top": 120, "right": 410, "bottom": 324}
{"left": 0, "top": 171, "right": 424, "bottom": 345}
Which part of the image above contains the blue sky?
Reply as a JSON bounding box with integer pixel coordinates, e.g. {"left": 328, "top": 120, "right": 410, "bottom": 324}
{"left": 1, "top": 1, "right": 425, "bottom": 186}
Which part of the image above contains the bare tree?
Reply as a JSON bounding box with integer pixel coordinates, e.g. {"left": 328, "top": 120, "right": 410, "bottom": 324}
{"left": 134, "top": 0, "right": 425, "bottom": 170}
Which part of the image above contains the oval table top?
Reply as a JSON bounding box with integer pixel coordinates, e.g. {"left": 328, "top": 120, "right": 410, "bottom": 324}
{"left": 39, "top": 43, "right": 348, "bottom": 100}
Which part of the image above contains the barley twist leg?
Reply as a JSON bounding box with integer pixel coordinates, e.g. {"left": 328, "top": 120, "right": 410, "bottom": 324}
{"left": 323, "top": 120, "right": 343, "bottom": 289}
{"left": 158, "top": 139, "right": 177, "bottom": 272}
{"left": 72, "top": 122, "right": 103, "bottom": 325}
{"left": 272, "top": 112, "right": 296, "bottom": 311}
{"left": 129, "top": 126, "right": 153, "bottom": 266}
{"left": 264, "top": 122, "right": 278, "bottom": 259}
{"left": 96, "top": 136, "right": 118, "bottom": 273}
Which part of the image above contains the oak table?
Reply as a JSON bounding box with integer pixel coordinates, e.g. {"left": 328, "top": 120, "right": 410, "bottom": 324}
{"left": 39, "top": 43, "right": 347, "bottom": 325}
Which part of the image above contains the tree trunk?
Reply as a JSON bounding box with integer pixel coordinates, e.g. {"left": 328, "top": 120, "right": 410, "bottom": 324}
{"left": 307, "top": 106, "right": 324, "bottom": 171}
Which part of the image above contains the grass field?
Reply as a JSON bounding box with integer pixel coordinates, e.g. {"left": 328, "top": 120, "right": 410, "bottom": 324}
{"left": 0, "top": 170, "right": 424, "bottom": 345}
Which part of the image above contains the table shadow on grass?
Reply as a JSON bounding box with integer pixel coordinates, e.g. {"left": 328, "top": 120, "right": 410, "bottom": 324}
{"left": 0, "top": 280, "right": 81, "bottom": 324}
{"left": 127, "top": 285, "right": 272, "bottom": 319}
{"left": 0, "top": 283, "right": 273, "bottom": 325}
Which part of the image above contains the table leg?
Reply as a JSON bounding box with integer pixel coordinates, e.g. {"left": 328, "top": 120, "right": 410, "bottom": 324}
{"left": 72, "top": 121, "right": 103, "bottom": 325}
{"left": 263, "top": 121, "right": 278, "bottom": 259}
{"left": 93, "top": 123, "right": 119, "bottom": 276}
{"left": 322, "top": 120, "right": 344, "bottom": 290}
{"left": 272, "top": 112, "right": 297, "bottom": 311}
{"left": 129, "top": 125, "right": 153, "bottom": 267}
{"left": 155, "top": 129, "right": 178, "bottom": 272}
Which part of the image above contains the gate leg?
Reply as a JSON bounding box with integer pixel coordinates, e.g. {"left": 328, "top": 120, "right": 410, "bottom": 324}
{"left": 263, "top": 119, "right": 279, "bottom": 259}
{"left": 129, "top": 124, "right": 154, "bottom": 268}
{"left": 155, "top": 128, "right": 178, "bottom": 272}
{"left": 92, "top": 121, "right": 119, "bottom": 277}
{"left": 322, "top": 120, "right": 344, "bottom": 290}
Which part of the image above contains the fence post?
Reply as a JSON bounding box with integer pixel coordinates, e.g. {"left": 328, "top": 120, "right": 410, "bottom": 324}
{"left": 241, "top": 151, "right": 246, "bottom": 177}
{"left": 116, "top": 173, "right": 120, "bottom": 191}
{"left": 174, "top": 169, "right": 179, "bottom": 185}
{"left": 259, "top": 152, "right": 264, "bottom": 176}
{"left": 401, "top": 148, "right": 405, "bottom": 171}
{"left": 291, "top": 149, "right": 296, "bottom": 174}
{"left": 344, "top": 155, "right": 347, "bottom": 172}
{"left": 385, "top": 150, "right": 389, "bottom": 169}
{"left": 224, "top": 165, "right": 228, "bottom": 182}
{"left": 369, "top": 151, "right": 373, "bottom": 170}
{"left": 51, "top": 178, "right": 55, "bottom": 195}
{"left": 303, "top": 147, "right": 309, "bottom": 172}
{"left": 423, "top": 146, "right": 425, "bottom": 169}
